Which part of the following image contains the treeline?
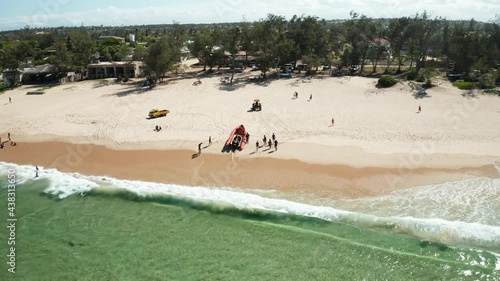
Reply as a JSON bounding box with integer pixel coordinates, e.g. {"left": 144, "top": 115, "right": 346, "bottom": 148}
{"left": 1, "top": 12, "right": 499, "bottom": 87}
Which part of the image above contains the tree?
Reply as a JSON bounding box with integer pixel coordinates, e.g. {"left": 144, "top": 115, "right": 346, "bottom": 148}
{"left": 0, "top": 42, "right": 21, "bottom": 86}
{"left": 52, "top": 35, "right": 71, "bottom": 70}
{"left": 327, "top": 24, "right": 345, "bottom": 64}
{"left": 70, "top": 28, "right": 95, "bottom": 72}
{"left": 221, "top": 26, "right": 241, "bottom": 84}
{"left": 343, "top": 12, "right": 375, "bottom": 74}
{"left": 166, "top": 22, "right": 187, "bottom": 49}
{"left": 287, "top": 15, "right": 330, "bottom": 65}
{"left": 445, "top": 20, "right": 498, "bottom": 77}
{"left": 115, "top": 44, "right": 131, "bottom": 61}
{"left": 97, "top": 37, "right": 124, "bottom": 62}
{"left": 408, "top": 12, "right": 443, "bottom": 76}
{"left": 132, "top": 44, "right": 147, "bottom": 61}
{"left": 187, "top": 26, "right": 217, "bottom": 71}
{"left": 368, "top": 23, "right": 388, "bottom": 73}
{"left": 252, "top": 14, "right": 292, "bottom": 78}
{"left": 239, "top": 21, "right": 255, "bottom": 63}
{"left": 144, "top": 36, "right": 180, "bottom": 85}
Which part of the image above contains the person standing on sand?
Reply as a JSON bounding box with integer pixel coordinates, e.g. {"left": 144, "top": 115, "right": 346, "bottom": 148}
{"left": 198, "top": 142, "right": 202, "bottom": 155}
{"left": 272, "top": 133, "right": 275, "bottom": 141}
{"left": 256, "top": 141, "right": 259, "bottom": 152}
{"left": 8, "top": 133, "right": 11, "bottom": 141}
{"left": 309, "top": 94, "right": 312, "bottom": 101}
{"left": 332, "top": 118, "right": 335, "bottom": 126}
{"left": 263, "top": 135, "right": 267, "bottom": 145}
{"left": 418, "top": 105, "right": 421, "bottom": 113}
{"left": 209, "top": 136, "right": 212, "bottom": 146}
{"left": 274, "top": 140, "right": 278, "bottom": 151}
{"left": 9, "top": 97, "right": 11, "bottom": 103}
{"left": 246, "top": 133, "right": 250, "bottom": 143}
{"left": 268, "top": 139, "right": 272, "bottom": 148}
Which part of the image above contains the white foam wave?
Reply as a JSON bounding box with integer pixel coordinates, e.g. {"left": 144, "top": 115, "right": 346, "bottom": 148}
{"left": 1, "top": 162, "right": 500, "bottom": 250}
{"left": 0, "top": 162, "right": 98, "bottom": 198}
{"left": 335, "top": 177, "right": 500, "bottom": 227}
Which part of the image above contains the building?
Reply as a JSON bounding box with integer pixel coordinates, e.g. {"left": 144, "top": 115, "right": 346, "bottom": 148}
{"left": 22, "top": 64, "right": 59, "bottom": 84}
{"left": 129, "top": 34, "right": 135, "bottom": 42}
{"left": 87, "top": 61, "right": 144, "bottom": 79}
{"left": 97, "top": 36, "right": 125, "bottom": 42}
{"left": 2, "top": 69, "right": 22, "bottom": 87}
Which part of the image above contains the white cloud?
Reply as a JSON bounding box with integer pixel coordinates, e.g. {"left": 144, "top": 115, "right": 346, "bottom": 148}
{"left": 0, "top": 0, "right": 497, "bottom": 31}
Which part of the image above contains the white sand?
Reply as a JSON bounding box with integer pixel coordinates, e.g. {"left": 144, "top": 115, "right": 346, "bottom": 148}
{"left": 1, "top": 67, "right": 499, "bottom": 169}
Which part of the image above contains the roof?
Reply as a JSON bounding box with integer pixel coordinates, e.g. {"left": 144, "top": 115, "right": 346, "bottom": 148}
{"left": 24, "top": 64, "right": 57, "bottom": 74}
{"left": 87, "top": 61, "right": 143, "bottom": 67}
{"left": 97, "top": 36, "right": 125, "bottom": 41}
{"left": 373, "top": 38, "right": 390, "bottom": 46}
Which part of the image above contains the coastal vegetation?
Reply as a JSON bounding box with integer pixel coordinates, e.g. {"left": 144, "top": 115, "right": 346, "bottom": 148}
{"left": 453, "top": 80, "right": 476, "bottom": 90}
{"left": 377, "top": 76, "right": 397, "bottom": 87}
{"left": 0, "top": 12, "right": 498, "bottom": 90}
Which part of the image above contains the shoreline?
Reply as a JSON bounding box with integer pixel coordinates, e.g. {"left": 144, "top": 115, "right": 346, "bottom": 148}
{"left": 6, "top": 134, "right": 500, "bottom": 169}
{"left": 1, "top": 141, "right": 498, "bottom": 199}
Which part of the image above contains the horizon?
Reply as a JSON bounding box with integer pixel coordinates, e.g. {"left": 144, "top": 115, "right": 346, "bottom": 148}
{"left": 0, "top": 0, "right": 498, "bottom": 32}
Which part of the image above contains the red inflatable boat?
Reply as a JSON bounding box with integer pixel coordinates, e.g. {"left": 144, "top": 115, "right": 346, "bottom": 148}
{"left": 225, "top": 125, "right": 248, "bottom": 150}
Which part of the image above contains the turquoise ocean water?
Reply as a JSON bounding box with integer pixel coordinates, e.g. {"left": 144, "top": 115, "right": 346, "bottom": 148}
{"left": 0, "top": 162, "right": 499, "bottom": 280}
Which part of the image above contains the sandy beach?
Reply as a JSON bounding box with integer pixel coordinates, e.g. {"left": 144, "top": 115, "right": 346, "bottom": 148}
{"left": 1, "top": 141, "right": 498, "bottom": 200}
{"left": 1, "top": 65, "right": 499, "bottom": 198}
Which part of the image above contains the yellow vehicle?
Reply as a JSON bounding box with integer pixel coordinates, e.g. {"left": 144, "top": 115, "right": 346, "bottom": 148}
{"left": 149, "top": 108, "right": 170, "bottom": 118}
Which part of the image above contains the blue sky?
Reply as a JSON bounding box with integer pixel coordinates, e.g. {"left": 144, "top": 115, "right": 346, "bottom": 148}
{"left": 0, "top": 0, "right": 498, "bottom": 31}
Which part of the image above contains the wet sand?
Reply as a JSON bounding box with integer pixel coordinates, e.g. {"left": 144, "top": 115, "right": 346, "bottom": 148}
{"left": 1, "top": 141, "right": 497, "bottom": 199}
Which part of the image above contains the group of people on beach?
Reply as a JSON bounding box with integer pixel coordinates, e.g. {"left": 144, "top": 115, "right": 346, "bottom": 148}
{"left": 197, "top": 136, "right": 212, "bottom": 155}
{"left": 256, "top": 133, "right": 278, "bottom": 152}
{"left": 196, "top": 132, "right": 279, "bottom": 156}
{"left": 0, "top": 132, "right": 16, "bottom": 149}
{"left": 154, "top": 125, "right": 163, "bottom": 132}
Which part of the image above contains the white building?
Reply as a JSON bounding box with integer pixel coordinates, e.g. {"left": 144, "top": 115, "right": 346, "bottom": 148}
{"left": 129, "top": 34, "right": 135, "bottom": 43}
{"left": 87, "top": 61, "right": 144, "bottom": 79}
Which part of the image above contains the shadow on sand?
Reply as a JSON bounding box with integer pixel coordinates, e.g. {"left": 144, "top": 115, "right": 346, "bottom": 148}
{"left": 413, "top": 90, "right": 432, "bottom": 99}
{"left": 221, "top": 144, "right": 241, "bottom": 153}
{"left": 145, "top": 116, "right": 168, "bottom": 120}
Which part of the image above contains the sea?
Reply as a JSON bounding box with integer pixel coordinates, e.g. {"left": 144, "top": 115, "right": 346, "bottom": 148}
{"left": 0, "top": 161, "right": 499, "bottom": 281}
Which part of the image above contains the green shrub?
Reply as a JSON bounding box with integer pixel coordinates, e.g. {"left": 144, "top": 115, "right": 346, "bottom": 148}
{"left": 116, "top": 75, "right": 123, "bottom": 82}
{"left": 377, "top": 76, "right": 397, "bottom": 88}
{"left": 123, "top": 77, "right": 129, "bottom": 82}
{"left": 478, "top": 72, "right": 498, "bottom": 89}
{"left": 453, "top": 80, "right": 476, "bottom": 90}
{"left": 406, "top": 71, "right": 417, "bottom": 80}
{"left": 483, "top": 89, "right": 500, "bottom": 96}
